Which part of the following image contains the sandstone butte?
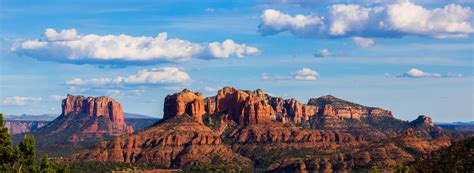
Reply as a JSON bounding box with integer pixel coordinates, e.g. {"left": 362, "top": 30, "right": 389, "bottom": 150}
{"left": 164, "top": 86, "right": 393, "bottom": 125}
{"left": 45, "top": 94, "right": 133, "bottom": 142}
{"left": 71, "top": 87, "right": 458, "bottom": 171}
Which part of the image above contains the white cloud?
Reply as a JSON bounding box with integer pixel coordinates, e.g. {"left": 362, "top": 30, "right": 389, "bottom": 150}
{"left": 11, "top": 28, "right": 259, "bottom": 65}
{"left": 65, "top": 67, "right": 190, "bottom": 86}
{"left": 351, "top": 37, "right": 375, "bottom": 47}
{"left": 204, "top": 39, "right": 260, "bottom": 59}
{"left": 50, "top": 95, "right": 64, "bottom": 101}
{"left": 3, "top": 97, "right": 42, "bottom": 106}
{"left": 259, "top": 1, "right": 473, "bottom": 38}
{"left": 399, "top": 68, "right": 442, "bottom": 78}
{"left": 314, "top": 48, "right": 331, "bottom": 57}
{"left": 258, "top": 9, "right": 325, "bottom": 37}
{"left": 293, "top": 68, "right": 319, "bottom": 80}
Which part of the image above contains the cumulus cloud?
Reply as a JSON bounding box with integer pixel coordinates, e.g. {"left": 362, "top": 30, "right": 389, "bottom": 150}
{"left": 258, "top": 9, "right": 325, "bottom": 37}
{"left": 11, "top": 28, "right": 259, "bottom": 65}
{"left": 351, "top": 37, "right": 375, "bottom": 47}
{"left": 203, "top": 39, "right": 260, "bottom": 59}
{"left": 3, "top": 97, "right": 42, "bottom": 106}
{"left": 400, "top": 68, "right": 441, "bottom": 78}
{"left": 293, "top": 68, "right": 319, "bottom": 80}
{"left": 314, "top": 48, "right": 331, "bottom": 57}
{"left": 398, "top": 68, "right": 464, "bottom": 78}
{"left": 259, "top": 1, "right": 473, "bottom": 39}
{"left": 65, "top": 67, "right": 190, "bottom": 86}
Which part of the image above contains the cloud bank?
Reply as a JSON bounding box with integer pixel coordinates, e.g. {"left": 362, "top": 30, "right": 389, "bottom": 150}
{"left": 65, "top": 67, "right": 190, "bottom": 86}
{"left": 259, "top": 1, "right": 473, "bottom": 39}
{"left": 2, "top": 97, "right": 42, "bottom": 106}
{"left": 11, "top": 28, "right": 259, "bottom": 65}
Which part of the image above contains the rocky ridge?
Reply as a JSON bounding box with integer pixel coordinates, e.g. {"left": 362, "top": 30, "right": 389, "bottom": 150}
{"left": 71, "top": 87, "right": 462, "bottom": 171}
{"left": 179, "top": 87, "right": 392, "bottom": 126}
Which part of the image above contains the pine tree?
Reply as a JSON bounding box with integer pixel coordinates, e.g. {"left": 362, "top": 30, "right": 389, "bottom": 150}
{"left": 40, "top": 155, "right": 54, "bottom": 173}
{"left": 0, "top": 113, "right": 16, "bottom": 168}
{"left": 0, "top": 113, "right": 69, "bottom": 172}
{"left": 18, "top": 135, "right": 36, "bottom": 166}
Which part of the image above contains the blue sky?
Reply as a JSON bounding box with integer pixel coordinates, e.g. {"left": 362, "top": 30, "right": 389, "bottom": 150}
{"left": 0, "top": 0, "right": 473, "bottom": 122}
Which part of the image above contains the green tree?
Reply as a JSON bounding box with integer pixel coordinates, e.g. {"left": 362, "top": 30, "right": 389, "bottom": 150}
{"left": 40, "top": 155, "right": 54, "bottom": 173}
{"left": 0, "top": 113, "right": 17, "bottom": 168}
{"left": 0, "top": 113, "right": 69, "bottom": 173}
{"left": 18, "top": 135, "right": 36, "bottom": 166}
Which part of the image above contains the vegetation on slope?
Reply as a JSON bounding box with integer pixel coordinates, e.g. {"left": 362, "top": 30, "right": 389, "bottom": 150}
{"left": 409, "top": 137, "right": 474, "bottom": 172}
{"left": 0, "top": 113, "right": 69, "bottom": 172}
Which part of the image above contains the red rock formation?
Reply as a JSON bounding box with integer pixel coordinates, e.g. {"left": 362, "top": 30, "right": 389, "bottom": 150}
{"left": 61, "top": 94, "right": 133, "bottom": 134}
{"left": 163, "top": 89, "right": 205, "bottom": 123}
{"left": 204, "top": 96, "right": 216, "bottom": 115}
{"left": 213, "top": 87, "right": 275, "bottom": 125}
{"left": 321, "top": 104, "right": 336, "bottom": 116}
{"left": 302, "top": 105, "right": 318, "bottom": 121}
{"left": 284, "top": 98, "right": 303, "bottom": 123}
{"left": 369, "top": 108, "right": 392, "bottom": 117}
{"left": 269, "top": 97, "right": 287, "bottom": 116}
{"left": 410, "top": 115, "right": 433, "bottom": 126}
{"left": 308, "top": 95, "right": 392, "bottom": 119}
{"left": 72, "top": 115, "right": 252, "bottom": 169}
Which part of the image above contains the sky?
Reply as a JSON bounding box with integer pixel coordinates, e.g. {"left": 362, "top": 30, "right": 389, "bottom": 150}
{"left": 0, "top": 0, "right": 473, "bottom": 122}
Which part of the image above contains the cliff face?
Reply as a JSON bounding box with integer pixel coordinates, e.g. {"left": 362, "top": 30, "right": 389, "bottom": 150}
{"left": 308, "top": 95, "right": 392, "bottom": 119}
{"left": 33, "top": 95, "right": 133, "bottom": 143}
{"left": 62, "top": 94, "right": 128, "bottom": 129}
{"left": 164, "top": 87, "right": 392, "bottom": 126}
{"left": 163, "top": 89, "right": 205, "bottom": 123}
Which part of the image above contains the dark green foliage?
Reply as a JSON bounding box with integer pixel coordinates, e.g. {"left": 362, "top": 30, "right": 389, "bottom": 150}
{"left": 0, "top": 113, "right": 17, "bottom": 166}
{"left": 18, "top": 135, "right": 36, "bottom": 166}
{"left": 409, "top": 137, "right": 474, "bottom": 172}
{"left": 0, "top": 113, "right": 69, "bottom": 173}
{"left": 395, "top": 163, "right": 410, "bottom": 173}
{"left": 370, "top": 165, "right": 382, "bottom": 173}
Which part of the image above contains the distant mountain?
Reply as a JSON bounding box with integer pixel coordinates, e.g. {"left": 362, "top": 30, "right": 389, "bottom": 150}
{"left": 4, "top": 121, "right": 48, "bottom": 135}
{"left": 5, "top": 112, "right": 156, "bottom": 121}
{"left": 124, "top": 112, "right": 158, "bottom": 119}
{"left": 4, "top": 114, "right": 58, "bottom": 121}
{"left": 435, "top": 121, "right": 474, "bottom": 125}
{"left": 434, "top": 121, "right": 474, "bottom": 132}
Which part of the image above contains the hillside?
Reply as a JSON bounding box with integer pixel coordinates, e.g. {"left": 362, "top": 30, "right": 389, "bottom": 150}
{"left": 410, "top": 137, "right": 474, "bottom": 172}
{"left": 71, "top": 87, "right": 468, "bottom": 172}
